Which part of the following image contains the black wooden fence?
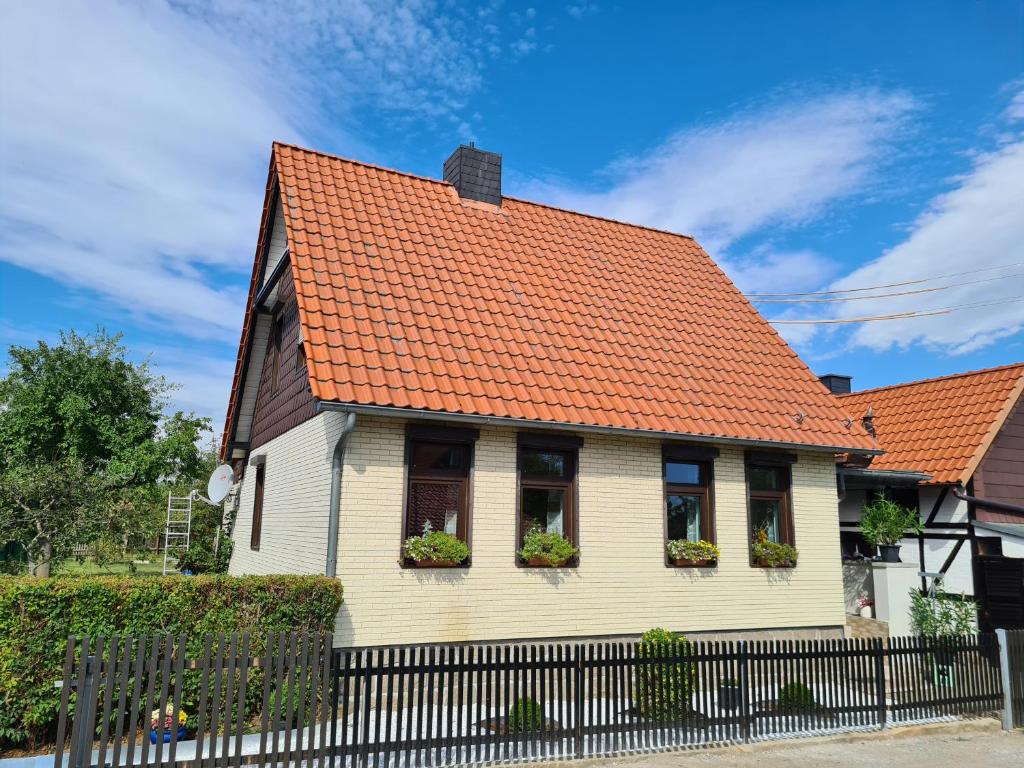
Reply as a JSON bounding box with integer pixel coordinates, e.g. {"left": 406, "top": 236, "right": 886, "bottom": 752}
{"left": 55, "top": 632, "right": 1012, "bottom": 768}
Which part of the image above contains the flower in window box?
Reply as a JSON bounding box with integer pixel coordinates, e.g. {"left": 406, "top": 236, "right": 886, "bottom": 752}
{"left": 518, "top": 527, "right": 578, "bottom": 567}
{"left": 666, "top": 539, "right": 719, "bottom": 567}
{"left": 751, "top": 528, "right": 798, "bottom": 568}
{"left": 402, "top": 521, "right": 470, "bottom": 567}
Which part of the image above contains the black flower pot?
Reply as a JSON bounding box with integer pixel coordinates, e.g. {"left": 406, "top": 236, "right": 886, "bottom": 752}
{"left": 879, "top": 544, "right": 901, "bottom": 563}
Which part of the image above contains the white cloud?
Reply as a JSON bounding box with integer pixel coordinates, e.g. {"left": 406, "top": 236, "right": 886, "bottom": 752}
{"left": 0, "top": 0, "right": 489, "bottom": 342}
{"left": 720, "top": 246, "right": 839, "bottom": 295}
{"left": 832, "top": 127, "right": 1024, "bottom": 354}
{"left": 519, "top": 89, "right": 917, "bottom": 253}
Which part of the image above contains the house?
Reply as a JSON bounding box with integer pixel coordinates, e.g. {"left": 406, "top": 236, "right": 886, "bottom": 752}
{"left": 827, "top": 365, "right": 1024, "bottom": 630}
{"left": 221, "top": 142, "right": 879, "bottom": 647}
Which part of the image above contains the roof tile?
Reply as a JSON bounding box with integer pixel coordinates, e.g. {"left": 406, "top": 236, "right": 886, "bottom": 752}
{"left": 840, "top": 364, "right": 1024, "bottom": 484}
{"left": 227, "top": 142, "right": 881, "bottom": 453}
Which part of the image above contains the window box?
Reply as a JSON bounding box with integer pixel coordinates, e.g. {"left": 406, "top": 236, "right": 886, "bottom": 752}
{"left": 525, "top": 555, "right": 571, "bottom": 568}
{"left": 408, "top": 559, "right": 461, "bottom": 569}
{"left": 754, "top": 558, "right": 796, "bottom": 569}
{"left": 670, "top": 557, "right": 716, "bottom": 568}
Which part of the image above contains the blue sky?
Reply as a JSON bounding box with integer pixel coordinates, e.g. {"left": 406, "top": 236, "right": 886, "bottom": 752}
{"left": 2, "top": 1, "right": 1023, "bottom": 440}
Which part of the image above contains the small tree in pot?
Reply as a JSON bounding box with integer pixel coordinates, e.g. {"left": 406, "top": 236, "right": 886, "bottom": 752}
{"left": 859, "top": 494, "right": 923, "bottom": 563}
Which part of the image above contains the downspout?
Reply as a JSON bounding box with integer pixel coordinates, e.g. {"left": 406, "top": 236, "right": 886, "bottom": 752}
{"left": 326, "top": 412, "right": 357, "bottom": 578}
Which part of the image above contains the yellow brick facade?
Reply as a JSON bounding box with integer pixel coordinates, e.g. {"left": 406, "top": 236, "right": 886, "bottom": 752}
{"left": 231, "top": 413, "right": 847, "bottom": 646}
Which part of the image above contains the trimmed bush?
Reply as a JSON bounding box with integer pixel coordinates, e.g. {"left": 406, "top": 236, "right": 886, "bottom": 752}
{"left": 778, "top": 681, "right": 814, "bottom": 712}
{"left": 0, "top": 574, "right": 343, "bottom": 748}
{"left": 507, "top": 697, "right": 543, "bottom": 732}
{"left": 635, "top": 627, "right": 694, "bottom": 720}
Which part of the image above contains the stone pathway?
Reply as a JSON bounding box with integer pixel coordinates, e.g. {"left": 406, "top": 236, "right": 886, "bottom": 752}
{"left": 846, "top": 615, "right": 889, "bottom": 639}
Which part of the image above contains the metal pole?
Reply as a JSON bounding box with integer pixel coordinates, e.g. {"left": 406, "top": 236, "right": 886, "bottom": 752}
{"left": 72, "top": 655, "right": 96, "bottom": 768}
{"left": 996, "top": 629, "right": 1014, "bottom": 731}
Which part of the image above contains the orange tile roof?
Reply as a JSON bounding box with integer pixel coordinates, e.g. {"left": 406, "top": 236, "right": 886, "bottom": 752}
{"left": 224, "top": 142, "right": 879, "bottom": 454}
{"left": 839, "top": 364, "right": 1024, "bottom": 485}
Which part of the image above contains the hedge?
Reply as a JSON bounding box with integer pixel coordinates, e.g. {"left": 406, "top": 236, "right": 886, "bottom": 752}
{"left": 0, "top": 574, "right": 343, "bottom": 748}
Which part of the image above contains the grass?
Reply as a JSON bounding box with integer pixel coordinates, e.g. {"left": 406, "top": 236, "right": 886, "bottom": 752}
{"left": 57, "top": 557, "right": 166, "bottom": 577}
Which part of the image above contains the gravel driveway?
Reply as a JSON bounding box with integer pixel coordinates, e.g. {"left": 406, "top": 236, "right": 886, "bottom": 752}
{"left": 571, "top": 720, "right": 1024, "bottom": 768}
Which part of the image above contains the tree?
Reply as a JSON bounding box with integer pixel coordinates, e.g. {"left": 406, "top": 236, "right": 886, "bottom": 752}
{"left": 0, "top": 330, "right": 210, "bottom": 575}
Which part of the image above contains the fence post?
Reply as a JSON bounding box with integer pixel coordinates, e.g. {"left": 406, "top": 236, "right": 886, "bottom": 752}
{"left": 71, "top": 653, "right": 98, "bottom": 768}
{"left": 873, "top": 638, "right": 887, "bottom": 729}
{"left": 738, "top": 641, "right": 751, "bottom": 743}
{"left": 996, "top": 629, "right": 1014, "bottom": 731}
{"left": 573, "top": 644, "right": 584, "bottom": 759}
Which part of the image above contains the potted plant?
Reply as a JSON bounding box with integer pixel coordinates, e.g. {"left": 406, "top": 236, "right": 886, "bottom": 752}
{"left": 518, "top": 527, "right": 578, "bottom": 567}
{"left": 857, "top": 597, "right": 874, "bottom": 619}
{"left": 859, "top": 494, "right": 923, "bottom": 563}
{"left": 149, "top": 704, "right": 187, "bottom": 744}
{"left": 717, "top": 677, "right": 742, "bottom": 712}
{"left": 402, "top": 521, "right": 470, "bottom": 567}
{"left": 751, "top": 528, "right": 798, "bottom": 568}
{"left": 666, "top": 539, "right": 720, "bottom": 567}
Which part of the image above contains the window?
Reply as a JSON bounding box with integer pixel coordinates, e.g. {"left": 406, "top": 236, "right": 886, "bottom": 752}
{"left": 665, "top": 461, "right": 712, "bottom": 542}
{"left": 295, "top": 340, "right": 307, "bottom": 371}
{"left": 662, "top": 445, "right": 718, "bottom": 558}
{"left": 402, "top": 426, "right": 478, "bottom": 564}
{"left": 746, "top": 457, "right": 795, "bottom": 550}
{"left": 250, "top": 463, "right": 265, "bottom": 551}
{"left": 270, "top": 315, "right": 284, "bottom": 393}
{"left": 517, "top": 434, "right": 581, "bottom": 565}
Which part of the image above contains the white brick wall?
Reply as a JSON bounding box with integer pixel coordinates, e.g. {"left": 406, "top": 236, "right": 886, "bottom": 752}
{"left": 328, "top": 417, "right": 848, "bottom": 647}
{"left": 229, "top": 414, "right": 848, "bottom": 645}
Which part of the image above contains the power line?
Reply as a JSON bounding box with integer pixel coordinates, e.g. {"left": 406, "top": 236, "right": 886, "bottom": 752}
{"left": 768, "top": 296, "right": 1024, "bottom": 325}
{"left": 746, "top": 261, "right": 1024, "bottom": 298}
{"left": 752, "top": 272, "right": 1024, "bottom": 303}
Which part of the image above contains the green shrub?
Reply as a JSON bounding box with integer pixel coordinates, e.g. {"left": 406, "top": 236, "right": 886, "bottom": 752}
{"left": 778, "top": 682, "right": 814, "bottom": 711}
{"left": 518, "top": 528, "right": 578, "bottom": 566}
{"left": 635, "top": 627, "right": 694, "bottom": 720}
{"left": 402, "top": 527, "right": 470, "bottom": 565}
{"left": 666, "top": 539, "right": 720, "bottom": 562}
{"left": 0, "top": 574, "right": 343, "bottom": 748}
{"left": 908, "top": 586, "right": 977, "bottom": 637}
{"left": 859, "top": 493, "right": 923, "bottom": 547}
{"left": 507, "top": 697, "right": 543, "bottom": 732}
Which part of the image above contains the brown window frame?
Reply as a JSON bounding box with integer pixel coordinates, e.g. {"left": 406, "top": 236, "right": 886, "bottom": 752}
{"left": 250, "top": 463, "right": 265, "bottom": 551}
{"left": 515, "top": 433, "right": 582, "bottom": 568}
{"left": 663, "top": 458, "right": 716, "bottom": 566}
{"left": 400, "top": 425, "right": 479, "bottom": 568}
{"left": 270, "top": 315, "right": 284, "bottom": 394}
{"left": 745, "top": 452, "right": 797, "bottom": 566}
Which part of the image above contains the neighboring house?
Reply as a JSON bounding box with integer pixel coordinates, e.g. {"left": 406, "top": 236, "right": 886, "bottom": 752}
{"left": 221, "top": 141, "right": 878, "bottom": 647}
{"left": 827, "top": 365, "right": 1024, "bottom": 630}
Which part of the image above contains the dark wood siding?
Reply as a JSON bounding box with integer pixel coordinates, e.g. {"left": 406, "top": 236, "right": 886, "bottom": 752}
{"left": 249, "top": 271, "right": 317, "bottom": 449}
{"left": 974, "top": 393, "right": 1024, "bottom": 522}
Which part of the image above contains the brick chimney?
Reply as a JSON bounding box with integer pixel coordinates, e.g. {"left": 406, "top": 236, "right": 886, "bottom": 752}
{"left": 443, "top": 144, "right": 502, "bottom": 206}
{"left": 818, "top": 373, "right": 852, "bottom": 395}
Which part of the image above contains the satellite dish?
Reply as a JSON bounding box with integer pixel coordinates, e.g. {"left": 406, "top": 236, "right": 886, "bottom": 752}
{"left": 206, "top": 464, "right": 235, "bottom": 504}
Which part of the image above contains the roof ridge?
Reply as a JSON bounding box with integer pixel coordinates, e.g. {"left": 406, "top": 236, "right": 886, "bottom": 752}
{"left": 839, "top": 362, "right": 1024, "bottom": 397}
{"left": 272, "top": 140, "right": 697, "bottom": 243}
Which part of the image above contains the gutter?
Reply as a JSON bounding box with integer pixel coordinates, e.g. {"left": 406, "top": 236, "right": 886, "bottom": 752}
{"left": 953, "top": 488, "right": 1024, "bottom": 516}
{"left": 837, "top": 467, "right": 932, "bottom": 484}
{"left": 316, "top": 401, "right": 883, "bottom": 456}
{"left": 325, "top": 411, "right": 357, "bottom": 578}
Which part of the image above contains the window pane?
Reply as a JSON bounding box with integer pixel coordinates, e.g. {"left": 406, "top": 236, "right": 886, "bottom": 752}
{"left": 749, "top": 466, "right": 784, "bottom": 491}
{"left": 751, "top": 498, "right": 781, "bottom": 542}
{"left": 666, "top": 461, "right": 701, "bottom": 485}
{"left": 521, "top": 450, "right": 566, "bottom": 477}
{"left": 667, "top": 494, "right": 702, "bottom": 541}
{"left": 412, "top": 442, "right": 467, "bottom": 472}
{"left": 408, "top": 480, "right": 461, "bottom": 536}
{"left": 521, "top": 487, "right": 566, "bottom": 536}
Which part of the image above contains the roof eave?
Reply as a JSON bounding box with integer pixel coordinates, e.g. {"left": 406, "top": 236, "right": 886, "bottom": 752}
{"left": 315, "top": 400, "right": 883, "bottom": 455}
